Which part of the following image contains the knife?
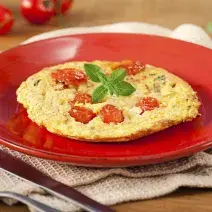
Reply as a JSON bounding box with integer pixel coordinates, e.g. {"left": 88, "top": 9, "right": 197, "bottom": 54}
{"left": 0, "top": 149, "right": 114, "bottom": 212}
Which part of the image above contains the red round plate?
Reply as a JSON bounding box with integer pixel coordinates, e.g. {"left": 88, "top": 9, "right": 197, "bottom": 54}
{"left": 0, "top": 33, "right": 212, "bottom": 167}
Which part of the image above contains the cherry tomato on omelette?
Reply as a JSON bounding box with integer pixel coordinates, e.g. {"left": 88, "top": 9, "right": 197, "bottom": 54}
{"left": 136, "top": 97, "right": 160, "bottom": 113}
{"left": 20, "top": 0, "right": 55, "bottom": 24}
{"left": 0, "top": 5, "right": 14, "bottom": 35}
{"left": 70, "top": 93, "right": 92, "bottom": 105}
{"left": 51, "top": 68, "right": 87, "bottom": 86}
{"left": 118, "top": 60, "right": 145, "bottom": 75}
{"left": 100, "top": 104, "right": 124, "bottom": 124}
{"left": 69, "top": 106, "right": 96, "bottom": 124}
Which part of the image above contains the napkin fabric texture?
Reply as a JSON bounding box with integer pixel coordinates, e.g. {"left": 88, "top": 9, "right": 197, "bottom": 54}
{"left": 1, "top": 22, "right": 212, "bottom": 212}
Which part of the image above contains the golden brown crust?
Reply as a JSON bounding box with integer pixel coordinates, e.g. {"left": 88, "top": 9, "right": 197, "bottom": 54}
{"left": 47, "top": 119, "right": 183, "bottom": 142}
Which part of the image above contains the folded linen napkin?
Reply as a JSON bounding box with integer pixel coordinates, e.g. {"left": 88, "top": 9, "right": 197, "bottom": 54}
{"left": 1, "top": 22, "right": 212, "bottom": 212}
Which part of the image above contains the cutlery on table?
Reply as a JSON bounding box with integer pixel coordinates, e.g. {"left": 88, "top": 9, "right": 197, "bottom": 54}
{"left": 0, "top": 149, "right": 114, "bottom": 212}
{"left": 0, "top": 191, "right": 60, "bottom": 212}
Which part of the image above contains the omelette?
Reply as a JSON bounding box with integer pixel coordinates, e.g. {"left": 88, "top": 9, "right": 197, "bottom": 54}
{"left": 16, "top": 60, "right": 200, "bottom": 142}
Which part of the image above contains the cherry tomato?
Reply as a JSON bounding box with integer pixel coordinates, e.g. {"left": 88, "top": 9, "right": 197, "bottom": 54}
{"left": 118, "top": 60, "right": 145, "bottom": 75}
{"left": 54, "top": 0, "right": 73, "bottom": 14}
{"left": 70, "top": 93, "right": 92, "bottom": 105}
{"left": 100, "top": 104, "right": 124, "bottom": 124}
{"left": 60, "top": 0, "right": 73, "bottom": 13}
{"left": 20, "top": 0, "right": 55, "bottom": 25}
{"left": 69, "top": 106, "right": 96, "bottom": 124}
{"left": 51, "top": 68, "right": 87, "bottom": 86}
{"left": 0, "top": 5, "right": 14, "bottom": 35}
{"left": 136, "top": 97, "right": 160, "bottom": 113}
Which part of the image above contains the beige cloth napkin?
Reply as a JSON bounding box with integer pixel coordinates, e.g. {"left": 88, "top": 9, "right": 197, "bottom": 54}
{"left": 1, "top": 22, "right": 212, "bottom": 212}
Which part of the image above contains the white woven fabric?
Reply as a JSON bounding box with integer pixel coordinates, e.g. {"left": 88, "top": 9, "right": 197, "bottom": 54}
{"left": 1, "top": 22, "right": 212, "bottom": 212}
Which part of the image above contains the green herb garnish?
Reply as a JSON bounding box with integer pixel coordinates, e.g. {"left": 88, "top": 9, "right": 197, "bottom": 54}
{"left": 84, "top": 64, "right": 136, "bottom": 102}
{"left": 155, "top": 75, "right": 166, "bottom": 84}
{"left": 92, "top": 85, "right": 108, "bottom": 103}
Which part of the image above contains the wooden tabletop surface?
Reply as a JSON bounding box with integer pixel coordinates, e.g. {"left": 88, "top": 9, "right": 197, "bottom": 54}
{"left": 0, "top": 0, "right": 212, "bottom": 211}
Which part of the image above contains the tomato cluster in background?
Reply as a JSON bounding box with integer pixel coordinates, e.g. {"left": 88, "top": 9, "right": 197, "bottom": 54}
{"left": 0, "top": 0, "right": 73, "bottom": 35}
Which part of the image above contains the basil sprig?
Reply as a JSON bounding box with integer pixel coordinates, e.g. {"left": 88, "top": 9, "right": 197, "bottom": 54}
{"left": 84, "top": 64, "right": 136, "bottom": 103}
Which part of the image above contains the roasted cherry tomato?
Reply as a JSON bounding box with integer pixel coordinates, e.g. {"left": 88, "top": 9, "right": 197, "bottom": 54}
{"left": 70, "top": 106, "right": 96, "bottom": 124}
{"left": 54, "top": 0, "right": 73, "bottom": 14}
{"left": 20, "top": 0, "right": 55, "bottom": 24}
{"left": 100, "top": 104, "right": 124, "bottom": 124}
{"left": 117, "top": 60, "right": 145, "bottom": 75}
{"left": 51, "top": 68, "right": 87, "bottom": 86}
{"left": 70, "top": 93, "right": 92, "bottom": 105}
{"left": 136, "top": 97, "right": 160, "bottom": 113}
{"left": 0, "top": 5, "right": 14, "bottom": 35}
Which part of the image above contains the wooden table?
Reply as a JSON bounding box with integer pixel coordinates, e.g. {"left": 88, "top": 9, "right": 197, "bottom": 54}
{"left": 0, "top": 0, "right": 212, "bottom": 211}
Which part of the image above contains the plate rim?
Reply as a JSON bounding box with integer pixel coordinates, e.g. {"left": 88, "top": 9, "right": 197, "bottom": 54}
{"left": 0, "top": 135, "right": 211, "bottom": 167}
{"left": 0, "top": 33, "right": 212, "bottom": 167}
{"left": 2, "top": 32, "right": 212, "bottom": 56}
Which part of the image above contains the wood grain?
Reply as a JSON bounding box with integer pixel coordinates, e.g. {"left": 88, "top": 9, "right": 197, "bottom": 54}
{"left": 0, "top": 0, "right": 212, "bottom": 211}
{"left": 0, "top": 0, "right": 211, "bottom": 51}
{"left": 2, "top": 188, "right": 212, "bottom": 212}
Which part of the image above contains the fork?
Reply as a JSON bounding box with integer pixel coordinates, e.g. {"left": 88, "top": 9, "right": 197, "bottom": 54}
{"left": 0, "top": 191, "right": 60, "bottom": 212}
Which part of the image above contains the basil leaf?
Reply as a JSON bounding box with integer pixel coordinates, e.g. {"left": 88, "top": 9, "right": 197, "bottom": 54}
{"left": 98, "top": 72, "right": 108, "bottom": 84}
{"left": 104, "top": 82, "right": 120, "bottom": 96}
{"left": 111, "top": 85, "right": 119, "bottom": 96}
{"left": 92, "top": 85, "right": 108, "bottom": 103}
{"left": 84, "top": 64, "right": 104, "bottom": 82}
{"left": 114, "top": 81, "right": 136, "bottom": 96}
{"left": 109, "top": 69, "right": 126, "bottom": 84}
{"left": 108, "top": 86, "right": 114, "bottom": 95}
{"left": 84, "top": 63, "right": 136, "bottom": 102}
{"left": 103, "top": 82, "right": 114, "bottom": 95}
